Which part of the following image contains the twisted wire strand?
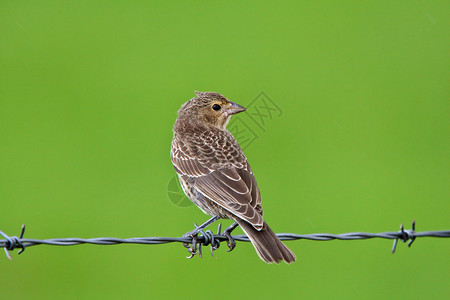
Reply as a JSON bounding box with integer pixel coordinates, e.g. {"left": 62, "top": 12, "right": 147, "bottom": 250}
{"left": 1, "top": 222, "right": 449, "bottom": 260}
{"left": 4, "top": 230, "right": 449, "bottom": 247}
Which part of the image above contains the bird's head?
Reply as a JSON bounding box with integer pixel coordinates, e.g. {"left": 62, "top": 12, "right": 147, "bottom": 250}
{"left": 177, "top": 91, "right": 246, "bottom": 130}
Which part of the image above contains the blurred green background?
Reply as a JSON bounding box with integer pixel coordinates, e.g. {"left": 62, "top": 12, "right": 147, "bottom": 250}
{"left": 1, "top": 1, "right": 449, "bottom": 299}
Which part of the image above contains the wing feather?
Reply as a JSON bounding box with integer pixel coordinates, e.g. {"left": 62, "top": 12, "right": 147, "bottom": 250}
{"left": 195, "top": 169, "right": 263, "bottom": 228}
{"left": 171, "top": 138, "right": 263, "bottom": 229}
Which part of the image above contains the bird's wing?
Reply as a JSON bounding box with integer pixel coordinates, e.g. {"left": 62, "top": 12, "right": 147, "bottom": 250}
{"left": 171, "top": 138, "right": 211, "bottom": 177}
{"left": 171, "top": 138, "right": 263, "bottom": 229}
{"left": 195, "top": 166, "right": 263, "bottom": 229}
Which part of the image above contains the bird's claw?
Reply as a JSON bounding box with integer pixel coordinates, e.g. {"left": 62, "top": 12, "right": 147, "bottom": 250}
{"left": 183, "top": 234, "right": 200, "bottom": 258}
{"left": 222, "top": 222, "right": 238, "bottom": 252}
{"left": 183, "top": 226, "right": 201, "bottom": 258}
{"left": 183, "top": 222, "right": 225, "bottom": 259}
{"left": 223, "top": 230, "right": 236, "bottom": 252}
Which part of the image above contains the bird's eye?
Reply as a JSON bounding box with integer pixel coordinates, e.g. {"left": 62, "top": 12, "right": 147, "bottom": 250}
{"left": 212, "top": 104, "right": 221, "bottom": 111}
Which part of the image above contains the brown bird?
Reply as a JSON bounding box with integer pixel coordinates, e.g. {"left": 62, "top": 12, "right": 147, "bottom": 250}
{"left": 171, "top": 91, "right": 296, "bottom": 264}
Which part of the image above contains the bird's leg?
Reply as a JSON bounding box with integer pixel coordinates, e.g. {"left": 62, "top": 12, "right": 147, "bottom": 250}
{"left": 185, "top": 215, "right": 220, "bottom": 236}
{"left": 223, "top": 222, "right": 239, "bottom": 252}
{"left": 183, "top": 215, "right": 219, "bottom": 258}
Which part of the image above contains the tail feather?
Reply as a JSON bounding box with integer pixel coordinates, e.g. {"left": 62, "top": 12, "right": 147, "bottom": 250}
{"left": 236, "top": 219, "right": 296, "bottom": 264}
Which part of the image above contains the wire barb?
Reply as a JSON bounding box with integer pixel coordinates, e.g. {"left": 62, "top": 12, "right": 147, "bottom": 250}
{"left": 392, "top": 220, "right": 416, "bottom": 254}
{"left": 1, "top": 221, "right": 449, "bottom": 260}
{"left": 0, "top": 224, "right": 26, "bottom": 260}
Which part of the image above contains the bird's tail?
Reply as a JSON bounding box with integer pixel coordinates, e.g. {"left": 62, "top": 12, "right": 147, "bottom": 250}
{"left": 235, "top": 219, "right": 296, "bottom": 264}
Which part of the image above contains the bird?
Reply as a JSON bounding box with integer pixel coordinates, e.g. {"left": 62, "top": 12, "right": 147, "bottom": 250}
{"left": 170, "top": 91, "right": 296, "bottom": 264}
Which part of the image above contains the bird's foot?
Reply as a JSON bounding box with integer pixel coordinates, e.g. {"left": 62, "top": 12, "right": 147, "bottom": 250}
{"left": 223, "top": 229, "right": 236, "bottom": 252}
{"left": 182, "top": 216, "right": 220, "bottom": 259}
{"left": 223, "top": 222, "right": 238, "bottom": 252}
{"left": 183, "top": 222, "right": 227, "bottom": 259}
{"left": 183, "top": 224, "right": 202, "bottom": 259}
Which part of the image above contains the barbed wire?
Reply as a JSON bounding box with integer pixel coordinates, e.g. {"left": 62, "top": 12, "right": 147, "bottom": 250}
{"left": 1, "top": 221, "right": 449, "bottom": 260}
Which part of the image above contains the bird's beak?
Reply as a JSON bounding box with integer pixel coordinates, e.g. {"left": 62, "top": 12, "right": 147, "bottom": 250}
{"left": 227, "top": 101, "right": 247, "bottom": 115}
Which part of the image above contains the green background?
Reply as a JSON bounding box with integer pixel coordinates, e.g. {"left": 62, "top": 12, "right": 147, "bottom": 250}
{"left": 1, "top": 1, "right": 449, "bottom": 299}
